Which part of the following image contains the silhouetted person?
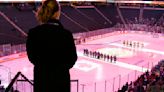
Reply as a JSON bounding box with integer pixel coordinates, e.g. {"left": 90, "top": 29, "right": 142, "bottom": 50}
{"left": 26, "top": 0, "right": 77, "bottom": 92}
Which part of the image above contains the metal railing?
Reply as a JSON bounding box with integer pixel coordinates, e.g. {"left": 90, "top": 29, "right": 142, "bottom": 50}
{"left": 3, "top": 71, "right": 79, "bottom": 92}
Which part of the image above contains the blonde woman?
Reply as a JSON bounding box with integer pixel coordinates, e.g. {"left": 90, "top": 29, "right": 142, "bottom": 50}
{"left": 26, "top": 0, "right": 77, "bottom": 92}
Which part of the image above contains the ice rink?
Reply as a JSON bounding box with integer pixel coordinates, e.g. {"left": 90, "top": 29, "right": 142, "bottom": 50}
{"left": 0, "top": 31, "right": 164, "bottom": 92}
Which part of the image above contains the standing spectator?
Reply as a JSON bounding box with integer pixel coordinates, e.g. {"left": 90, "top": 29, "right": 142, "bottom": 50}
{"left": 26, "top": 0, "right": 77, "bottom": 92}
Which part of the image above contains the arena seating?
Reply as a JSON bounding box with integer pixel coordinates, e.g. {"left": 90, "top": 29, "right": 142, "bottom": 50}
{"left": 120, "top": 8, "right": 140, "bottom": 23}
{"left": 0, "top": 6, "right": 38, "bottom": 33}
{"left": 0, "top": 13, "right": 25, "bottom": 44}
{"left": 95, "top": 4, "right": 121, "bottom": 26}
{"left": 0, "top": 3, "right": 163, "bottom": 45}
{"left": 61, "top": 6, "right": 95, "bottom": 32}
{"left": 0, "top": 3, "right": 163, "bottom": 92}
{"left": 118, "top": 60, "right": 164, "bottom": 92}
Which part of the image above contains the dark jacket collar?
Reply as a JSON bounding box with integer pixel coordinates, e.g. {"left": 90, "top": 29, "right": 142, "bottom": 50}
{"left": 46, "top": 19, "right": 63, "bottom": 28}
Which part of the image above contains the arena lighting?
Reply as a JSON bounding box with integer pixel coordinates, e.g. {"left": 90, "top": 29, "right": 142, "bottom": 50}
{"left": 0, "top": 0, "right": 164, "bottom": 4}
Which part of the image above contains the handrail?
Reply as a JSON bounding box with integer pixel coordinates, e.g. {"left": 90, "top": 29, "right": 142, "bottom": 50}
{"left": 71, "top": 80, "right": 79, "bottom": 92}
{"left": 20, "top": 73, "right": 34, "bottom": 85}
{"left": 5, "top": 71, "right": 79, "bottom": 92}
{"left": 5, "top": 71, "right": 34, "bottom": 92}
{"left": 5, "top": 72, "right": 21, "bottom": 92}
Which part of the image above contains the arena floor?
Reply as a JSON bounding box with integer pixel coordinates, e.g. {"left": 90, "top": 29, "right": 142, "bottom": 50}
{"left": 0, "top": 31, "right": 164, "bottom": 92}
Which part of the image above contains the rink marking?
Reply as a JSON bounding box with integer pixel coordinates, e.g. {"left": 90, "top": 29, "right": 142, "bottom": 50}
{"left": 73, "top": 60, "right": 100, "bottom": 72}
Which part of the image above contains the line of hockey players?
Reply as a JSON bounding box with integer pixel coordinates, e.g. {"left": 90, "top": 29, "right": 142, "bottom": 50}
{"left": 123, "top": 40, "right": 144, "bottom": 48}
{"left": 83, "top": 49, "right": 117, "bottom": 63}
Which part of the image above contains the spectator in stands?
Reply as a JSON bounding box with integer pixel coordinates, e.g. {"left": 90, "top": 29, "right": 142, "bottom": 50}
{"left": 26, "top": 0, "right": 77, "bottom": 92}
{"left": 118, "top": 60, "right": 164, "bottom": 92}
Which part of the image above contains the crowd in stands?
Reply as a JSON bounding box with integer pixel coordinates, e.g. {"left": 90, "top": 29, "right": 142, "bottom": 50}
{"left": 127, "top": 15, "right": 164, "bottom": 27}
{"left": 118, "top": 60, "right": 164, "bottom": 92}
{"left": 115, "top": 15, "right": 164, "bottom": 34}
{"left": 120, "top": 2, "right": 164, "bottom": 8}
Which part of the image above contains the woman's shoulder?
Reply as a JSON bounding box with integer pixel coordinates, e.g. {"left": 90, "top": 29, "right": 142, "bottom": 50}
{"left": 28, "top": 24, "right": 48, "bottom": 33}
{"left": 28, "top": 24, "right": 72, "bottom": 35}
{"left": 29, "top": 24, "right": 46, "bottom": 31}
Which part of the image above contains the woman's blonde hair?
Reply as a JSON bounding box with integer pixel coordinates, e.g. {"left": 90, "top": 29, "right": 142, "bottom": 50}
{"left": 36, "top": 0, "right": 60, "bottom": 23}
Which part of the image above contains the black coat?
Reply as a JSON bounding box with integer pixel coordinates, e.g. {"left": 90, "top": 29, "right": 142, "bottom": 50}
{"left": 26, "top": 19, "right": 77, "bottom": 92}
